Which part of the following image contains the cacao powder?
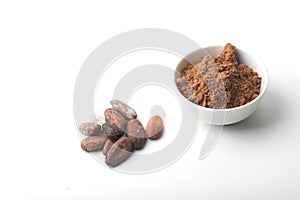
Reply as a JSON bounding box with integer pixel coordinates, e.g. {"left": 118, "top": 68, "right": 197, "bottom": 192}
{"left": 176, "top": 43, "right": 262, "bottom": 109}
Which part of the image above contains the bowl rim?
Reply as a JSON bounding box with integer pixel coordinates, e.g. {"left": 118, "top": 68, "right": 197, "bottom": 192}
{"left": 175, "top": 45, "right": 269, "bottom": 112}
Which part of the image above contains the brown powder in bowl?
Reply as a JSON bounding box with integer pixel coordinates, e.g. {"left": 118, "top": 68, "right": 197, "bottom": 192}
{"left": 176, "top": 43, "right": 262, "bottom": 109}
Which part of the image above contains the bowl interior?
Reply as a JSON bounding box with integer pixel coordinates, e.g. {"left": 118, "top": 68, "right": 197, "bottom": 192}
{"left": 175, "top": 46, "right": 269, "bottom": 111}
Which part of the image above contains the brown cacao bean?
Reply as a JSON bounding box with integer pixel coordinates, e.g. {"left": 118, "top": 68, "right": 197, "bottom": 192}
{"left": 110, "top": 100, "right": 137, "bottom": 119}
{"left": 102, "top": 139, "right": 114, "bottom": 156}
{"left": 146, "top": 116, "right": 164, "bottom": 140}
{"left": 102, "top": 123, "right": 123, "bottom": 141}
{"left": 104, "top": 108, "right": 127, "bottom": 133}
{"left": 79, "top": 122, "right": 102, "bottom": 136}
{"left": 105, "top": 137, "right": 133, "bottom": 167}
{"left": 81, "top": 135, "right": 107, "bottom": 152}
{"left": 126, "top": 119, "right": 147, "bottom": 150}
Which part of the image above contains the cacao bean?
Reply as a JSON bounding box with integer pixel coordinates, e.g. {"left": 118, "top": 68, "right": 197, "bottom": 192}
{"left": 102, "top": 123, "right": 123, "bottom": 141}
{"left": 79, "top": 122, "right": 102, "bottom": 136}
{"left": 102, "top": 139, "right": 114, "bottom": 156}
{"left": 81, "top": 135, "right": 107, "bottom": 152}
{"left": 110, "top": 100, "right": 137, "bottom": 119}
{"left": 146, "top": 116, "right": 164, "bottom": 140}
{"left": 104, "top": 108, "right": 127, "bottom": 133}
{"left": 126, "top": 119, "right": 147, "bottom": 150}
{"left": 105, "top": 137, "right": 133, "bottom": 167}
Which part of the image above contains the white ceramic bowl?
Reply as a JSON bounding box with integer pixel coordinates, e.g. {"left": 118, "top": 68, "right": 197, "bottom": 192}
{"left": 175, "top": 46, "right": 269, "bottom": 125}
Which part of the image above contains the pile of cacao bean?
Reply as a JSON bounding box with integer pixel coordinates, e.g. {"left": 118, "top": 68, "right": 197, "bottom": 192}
{"left": 79, "top": 100, "right": 164, "bottom": 167}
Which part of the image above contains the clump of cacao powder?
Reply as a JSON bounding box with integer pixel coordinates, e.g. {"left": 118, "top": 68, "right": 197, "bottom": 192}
{"left": 176, "top": 43, "right": 262, "bottom": 109}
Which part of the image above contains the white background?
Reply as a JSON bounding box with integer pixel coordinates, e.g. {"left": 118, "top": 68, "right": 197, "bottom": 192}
{"left": 1, "top": 0, "right": 300, "bottom": 199}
